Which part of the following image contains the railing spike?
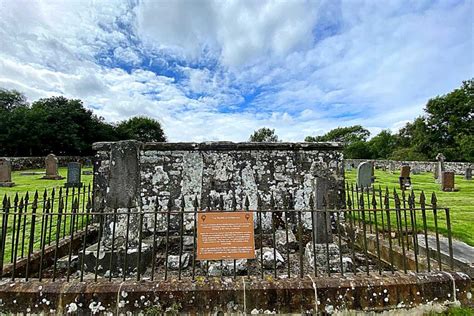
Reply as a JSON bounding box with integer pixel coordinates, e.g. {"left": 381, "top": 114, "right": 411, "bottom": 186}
{"left": 431, "top": 192, "right": 437, "bottom": 206}
{"left": 371, "top": 191, "right": 377, "bottom": 208}
{"left": 193, "top": 195, "right": 199, "bottom": 208}
{"left": 309, "top": 193, "right": 314, "bottom": 210}
{"left": 244, "top": 195, "right": 250, "bottom": 209}
{"left": 231, "top": 191, "right": 237, "bottom": 210}
{"left": 270, "top": 193, "right": 275, "bottom": 208}
{"left": 420, "top": 191, "right": 426, "bottom": 205}
{"left": 219, "top": 194, "right": 224, "bottom": 210}
{"left": 167, "top": 197, "right": 173, "bottom": 210}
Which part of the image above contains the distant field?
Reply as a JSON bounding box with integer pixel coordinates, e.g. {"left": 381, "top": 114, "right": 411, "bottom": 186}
{"left": 346, "top": 169, "right": 474, "bottom": 246}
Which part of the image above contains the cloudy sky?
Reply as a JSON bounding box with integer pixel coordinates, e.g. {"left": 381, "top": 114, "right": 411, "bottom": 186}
{"left": 0, "top": 0, "right": 472, "bottom": 141}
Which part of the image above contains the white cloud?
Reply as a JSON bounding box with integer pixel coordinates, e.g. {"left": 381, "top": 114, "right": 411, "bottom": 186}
{"left": 0, "top": 0, "right": 472, "bottom": 143}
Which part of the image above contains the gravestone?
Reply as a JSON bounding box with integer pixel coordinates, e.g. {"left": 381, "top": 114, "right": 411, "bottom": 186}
{"left": 399, "top": 165, "right": 411, "bottom": 190}
{"left": 65, "top": 162, "right": 82, "bottom": 188}
{"left": 412, "top": 167, "right": 421, "bottom": 175}
{"left": 42, "top": 154, "right": 64, "bottom": 180}
{"left": 356, "top": 162, "right": 372, "bottom": 189}
{"left": 441, "top": 171, "right": 455, "bottom": 191}
{"left": 388, "top": 161, "right": 395, "bottom": 174}
{"left": 465, "top": 168, "right": 472, "bottom": 180}
{"left": 0, "top": 158, "right": 14, "bottom": 187}
{"left": 434, "top": 153, "right": 445, "bottom": 183}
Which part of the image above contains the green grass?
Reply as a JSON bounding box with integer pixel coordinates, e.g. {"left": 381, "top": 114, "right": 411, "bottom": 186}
{"left": 0, "top": 167, "right": 93, "bottom": 264}
{"left": 346, "top": 169, "right": 474, "bottom": 246}
{"left": 1, "top": 167, "right": 93, "bottom": 200}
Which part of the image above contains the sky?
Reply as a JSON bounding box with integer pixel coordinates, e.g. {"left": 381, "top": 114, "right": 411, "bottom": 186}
{"left": 0, "top": 0, "right": 473, "bottom": 142}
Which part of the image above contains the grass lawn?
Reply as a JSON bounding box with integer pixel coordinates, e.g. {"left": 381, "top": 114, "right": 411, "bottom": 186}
{"left": 1, "top": 167, "right": 93, "bottom": 200}
{"left": 0, "top": 167, "right": 93, "bottom": 263}
{"left": 346, "top": 169, "right": 474, "bottom": 246}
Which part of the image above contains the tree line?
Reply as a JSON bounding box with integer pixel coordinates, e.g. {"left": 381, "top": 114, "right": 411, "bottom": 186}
{"left": 1, "top": 79, "right": 472, "bottom": 161}
{"left": 251, "top": 79, "right": 473, "bottom": 162}
{"left": 0, "top": 92, "right": 165, "bottom": 156}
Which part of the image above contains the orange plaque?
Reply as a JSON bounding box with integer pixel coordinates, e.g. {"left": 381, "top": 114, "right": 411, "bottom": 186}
{"left": 197, "top": 211, "right": 255, "bottom": 260}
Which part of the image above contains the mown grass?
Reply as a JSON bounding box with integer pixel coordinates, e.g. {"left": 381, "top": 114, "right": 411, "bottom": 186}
{"left": 346, "top": 169, "right": 474, "bottom": 246}
{"left": 0, "top": 167, "right": 93, "bottom": 264}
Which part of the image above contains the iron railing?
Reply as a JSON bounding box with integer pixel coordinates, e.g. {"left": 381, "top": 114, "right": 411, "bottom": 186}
{"left": 0, "top": 183, "right": 454, "bottom": 282}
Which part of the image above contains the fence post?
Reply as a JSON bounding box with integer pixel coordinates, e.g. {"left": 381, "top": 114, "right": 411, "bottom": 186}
{"left": 431, "top": 193, "right": 442, "bottom": 271}
{"left": 25, "top": 191, "right": 38, "bottom": 281}
{"left": 0, "top": 195, "right": 9, "bottom": 280}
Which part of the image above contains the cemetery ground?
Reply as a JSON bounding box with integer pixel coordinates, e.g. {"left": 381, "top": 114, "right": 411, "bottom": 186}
{"left": 0, "top": 167, "right": 93, "bottom": 261}
{"left": 347, "top": 169, "right": 474, "bottom": 247}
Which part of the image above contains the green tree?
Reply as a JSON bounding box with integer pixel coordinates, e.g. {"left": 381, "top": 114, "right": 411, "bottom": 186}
{"left": 367, "top": 130, "right": 397, "bottom": 159}
{"left": 305, "top": 125, "right": 371, "bottom": 158}
{"left": 249, "top": 127, "right": 279, "bottom": 142}
{"left": 0, "top": 88, "right": 28, "bottom": 111}
{"left": 116, "top": 116, "right": 166, "bottom": 142}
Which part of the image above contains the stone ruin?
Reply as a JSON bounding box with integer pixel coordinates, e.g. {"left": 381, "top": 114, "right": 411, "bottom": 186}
{"left": 89, "top": 140, "right": 346, "bottom": 276}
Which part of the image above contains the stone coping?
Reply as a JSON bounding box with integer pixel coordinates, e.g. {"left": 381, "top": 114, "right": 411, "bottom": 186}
{"left": 0, "top": 272, "right": 470, "bottom": 314}
{"left": 92, "top": 140, "right": 343, "bottom": 151}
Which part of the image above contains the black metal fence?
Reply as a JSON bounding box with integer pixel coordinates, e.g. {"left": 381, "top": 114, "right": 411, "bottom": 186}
{"left": 0, "top": 183, "right": 454, "bottom": 282}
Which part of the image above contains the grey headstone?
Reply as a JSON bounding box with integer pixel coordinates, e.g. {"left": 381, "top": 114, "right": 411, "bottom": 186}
{"left": 65, "top": 162, "right": 82, "bottom": 188}
{"left": 0, "top": 158, "right": 14, "bottom": 187}
{"left": 356, "top": 162, "right": 372, "bottom": 189}
{"left": 465, "top": 168, "right": 472, "bottom": 180}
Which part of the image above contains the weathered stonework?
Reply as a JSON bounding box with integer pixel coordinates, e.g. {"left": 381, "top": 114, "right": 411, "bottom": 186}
{"left": 93, "top": 141, "right": 345, "bottom": 244}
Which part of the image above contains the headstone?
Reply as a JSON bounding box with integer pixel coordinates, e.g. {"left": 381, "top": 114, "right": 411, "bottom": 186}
{"left": 412, "top": 167, "right": 421, "bottom": 175}
{"left": 435, "top": 153, "right": 445, "bottom": 183}
{"left": 356, "top": 162, "right": 372, "bottom": 189}
{"left": 42, "top": 154, "right": 64, "bottom": 180}
{"left": 65, "top": 162, "right": 82, "bottom": 188}
{"left": 346, "top": 163, "right": 352, "bottom": 171}
{"left": 0, "top": 158, "right": 15, "bottom": 187}
{"left": 400, "top": 165, "right": 411, "bottom": 178}
{"left": 388, "top": 161, "right": 395, "bottom": 174}
{"left": 441, "top": 171, "right": 455, "bottom": 191}
{"left": 465, "top": 168, "right": 472, "bottom": 180}
{"left": 399, "top": 165, "right": 411, "bottom": 190}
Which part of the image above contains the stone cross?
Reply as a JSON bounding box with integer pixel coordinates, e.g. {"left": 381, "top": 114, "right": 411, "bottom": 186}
{"left": 441, "top": 171, "right": 455, "bottom": 191}
{"left": 0, "top": 158, "right": 14, "bottom": 187}
{"left": 356, "top": 162, "right": 372, "bottom": 189}
{"left": 42, "top": 154, "right": 64, "bottom": 180}
{"left": 465, "top": 168, "right": 472, "bottom": 180}
{"left": 65, "top": 162, "right": 82, "bottom": 188}
{"left": 434, "top": 153, "right": 445, "bottom": 183}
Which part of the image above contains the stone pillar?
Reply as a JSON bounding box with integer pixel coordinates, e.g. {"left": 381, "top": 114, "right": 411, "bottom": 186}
{"left": 313, "top": 177, "right": 333, "bottom": 243}
{"left": 0, "top": 158, "right": 14, "bottom": 187}
{"left": 83, "top": 140, "right": 152, "bottom": 275}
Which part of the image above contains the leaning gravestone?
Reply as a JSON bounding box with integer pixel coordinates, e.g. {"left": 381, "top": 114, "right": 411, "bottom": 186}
{"left": 42, "top": 154, "right": 64, "bottom": 180}
{"left": 465, "top": 168, "right": 472, "bottom": 180}
{"left": 441, "top": 171, "right": 455, "bottom": 191}
{"left": 0, "top": 158, "right": 14, "bottom": 187}
{"left": 357, "top": 162, "right": 372, "bottom": 189}
{"left": 65, "top": 162, "right": 82, "bottom": 188}
{"left": 434, "top": 153, "right": 445, "bottom": 183}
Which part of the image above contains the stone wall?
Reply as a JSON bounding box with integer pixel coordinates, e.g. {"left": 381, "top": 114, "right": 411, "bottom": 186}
{"left": 345, "top": 159, "right": 473, "bottom": 175}
{"left": 93, "top": 141, "right": 344, "bottom": 210}
{"left": 92, "top": 141, "right": 344, "bottom": 243}
{"left": 6, "top": 156, "right": 93, "bottom": 171}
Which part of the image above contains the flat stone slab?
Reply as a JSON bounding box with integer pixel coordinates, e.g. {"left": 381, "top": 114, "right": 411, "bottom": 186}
{"left": 20, "top": 172, "right": 45, "bottom": 176}
{"left": 417, "top": 234, "right": 474, "bottom": 276}
{"left": 0, "top": 182, "right": 15, "bottom": 187}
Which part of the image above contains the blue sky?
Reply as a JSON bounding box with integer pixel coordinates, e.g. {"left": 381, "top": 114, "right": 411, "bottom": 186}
{"left": 0, "top": 0, "right": 472, "bottom": 141}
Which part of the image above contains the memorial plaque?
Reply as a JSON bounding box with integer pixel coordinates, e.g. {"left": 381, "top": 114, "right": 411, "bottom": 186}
{"left": 197, "top": 212, "right": 255, "bottom": 260}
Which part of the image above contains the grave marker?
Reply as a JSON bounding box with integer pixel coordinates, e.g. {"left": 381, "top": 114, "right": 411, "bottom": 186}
{"left": 441, "top": 171, "right": 455, "bottom": 191}
{"left": 42, "top": 154, "right": 64, "bottom": 180}
{"left": 399, "top": 165, "right": 411, "bottom": 190}
{"left": 434, "top": 153, "right": 445, "bottom": 183}
{"left": 465, "top": 168, "right": 472, "bottom": 180}
{"left": 356, "top": 162, "right": 372, "bottom": 189}
{"left": 0, "top": 158, "right": 14, "bottom": 187}
{"left": 65, "top": 162, "right": 82, "bottom": 188}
